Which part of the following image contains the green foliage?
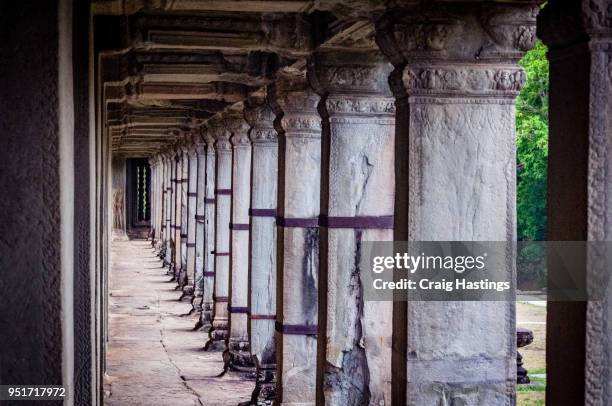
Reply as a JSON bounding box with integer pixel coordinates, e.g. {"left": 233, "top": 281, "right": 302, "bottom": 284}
{"left": 516, "top": 41, "right": 549, "bottom": 242}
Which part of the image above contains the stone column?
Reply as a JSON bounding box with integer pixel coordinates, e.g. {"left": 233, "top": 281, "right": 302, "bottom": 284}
{"left": 169, "top": 146, "right": 180, "bottom": 275}
{"left": 206, "top": 119, "right": 233, "bottom": 351}
{"left": 178, "top": 143, "right": 190, "bottom": 287}
{"left": 154, "top": 156, "right": 162, "bottom": 247}
{"left": 274, "top": 70, "right": 321, "bottom": 406}
{"left": 200, "top": 129, "right": 217, "bottom": 331}
{"left": 308, "top": 49, "right": 395, "bottom": 405}
{"left": 158, "top": 155, "right": 166, "bottom": 251}
{"left": 149, "top": 157, "right": 157, "bottom": 246}
{"left": 164, "top": 152, "right": 174, "bottom": 267}
{"left": 244, "top": 91, "right": 279, "bottom": 402}
{"left": 160, "top": 154, "right": 168, "bottom": 257}
{"left": 538, "top": 1, "right": 612, "bottom": 404}
{"left": 193, "top": 139, "right": 207, "bottom": 314}
{"left": 376, "top": 4, "right": 537, "bottom": 404}
{"left": 182, "top": 137, "right": 199, "bottom": 300}
{"left": 226, "top": 110, "right": 254, "bottom": 371}
{"left": 157, "top": 155, "right": 166, "bottom": 253}
{"left": 173, "top": 144, "right": 184, "bottom": 279}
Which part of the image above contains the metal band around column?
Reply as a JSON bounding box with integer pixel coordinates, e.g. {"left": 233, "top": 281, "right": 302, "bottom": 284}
{"left": 195, "top": 214, "right": 205, "bottom": 221}
{"left": 205, "top": 198, "right": 215, "bottom": 204}
{"left": 318, "top": 215, "right": 394, "bottom": 229}
{"left": 275, "top": 322, "right": 318, "bottom": 336}
{"left": 203, "top": 272, "right": 215, "bottom": 277}
{"left": 249, "top": 208, "right": 277, "bottom": 217}
{"left": 249, "top": 313, "right": 276, "bottom": 320}
{"left": 186, "top": 243, "right": 196, "bottom": 248}
{"left": 229, "top": 223, "right": 250, "bottom": 230}
{"left": 180, "top": 233, "right": 188, "bottom": 238}
{"left": 213, "top": 295, "right": 228, "bottom": 302}
{"left": 212, "top": 251, "right": 230, "bottom": 256}
{"left": 215, "top": 188, "right": 232, "bottom": 195}
{"left": 188, "top": 192, "right": 197, "bottom": 197}
{"left": 276, "top": 217, "right": 319, "bottom": 228}
{"left": 228, "top": 306, "right": 249, "bottom": 314}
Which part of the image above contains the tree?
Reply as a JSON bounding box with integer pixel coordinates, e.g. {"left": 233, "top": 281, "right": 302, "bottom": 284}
{"left": 516, "top": 41, "right": 549, "bottom": 286}
{"left": 517, "top": 40, "right": 549, "bottom": 242}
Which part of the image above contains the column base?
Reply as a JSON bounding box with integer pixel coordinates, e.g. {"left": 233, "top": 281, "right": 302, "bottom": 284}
{"left": 226, "top": 338, "right": 255, "bottom": 373}
{"left": 191, "top": 292, "right": 203, "bottom": 312}
{"left": 177, "top": 267, "right": 188, "bottom": 287}
{"left": 179, "top": 285, "right": 194, "bottom": 303}
{"left": 204, "top": 326, "right": 228, "bottom": 351}
{"left": 195, "top": 301, "right": 213, "bottom": 332}
{"left": 251, "top": 364, "right": 276, "bottom": 404}
{"left": 167, "top": 263, "right": 176, "bottom": 278}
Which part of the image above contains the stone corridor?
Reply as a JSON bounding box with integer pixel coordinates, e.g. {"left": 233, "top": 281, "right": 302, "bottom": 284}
{"left": 3, "top": 1, "right": 611, "bottom": 404}
{"left": 105, "top": 238, "right": 252, "bottom": 406}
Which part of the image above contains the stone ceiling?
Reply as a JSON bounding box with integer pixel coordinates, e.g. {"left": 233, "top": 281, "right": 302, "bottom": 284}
{"left": 94, "top": 0, "right": 382, "bottom": 157}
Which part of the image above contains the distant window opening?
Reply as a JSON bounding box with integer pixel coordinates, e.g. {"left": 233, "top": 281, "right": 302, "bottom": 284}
{"left": 127, "top": 158, "right": 151, "bottom": 228}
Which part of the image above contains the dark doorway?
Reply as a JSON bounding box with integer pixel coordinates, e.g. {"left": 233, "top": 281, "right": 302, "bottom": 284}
{"left": 126, "top": 158, "right": 151, "bottom": 230}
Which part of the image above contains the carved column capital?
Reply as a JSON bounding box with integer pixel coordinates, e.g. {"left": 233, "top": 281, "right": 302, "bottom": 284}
{"left": 307, "top": 50, "right": 395, "bottom": 117}
{"left": 201, "top": 126, "right": 216, "bottom": 152}
{"left": 208, "top": 116, "right": 232, "bottom": 152}
{"left": 244, "top": 91, "right": 278, "bottom": 144}
{"left": 273, "top": 69, "right": 321, "bottom": 137}
{"left": 376, "top": 2, "right": 539, "bottom": 99}
{"left": 225, "top": 110, "right": 251, "bottom": 147}
{"left": 195, "top": 141, "right": 207, "bottom": 156}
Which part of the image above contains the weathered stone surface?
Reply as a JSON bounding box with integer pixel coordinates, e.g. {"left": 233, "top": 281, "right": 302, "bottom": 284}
{"left": 184, "top": 139, "right": 198, "bottom": 301}
{"left": 193, "top": 141, "right": 207, "bottom": 312}
{"left": 309, "top": 49, "right": 395, "bottom": 405}
{"left": 244, "top": 91, "right": 280, "bottom": 402}
{"left": 376, "top": 3, "right": 538, "bottom": 404}
{"left": 178, "top": 143, "right": 190, "bottom": 287}
{"left": 207, "top": 118, "right": 233, "bottom": 350}
{"left": 227, "top": 110, "right": 255, "bottom": 371}
{"left": 200, "top": 129, "right": 217, "bottom": 331}
{"left": 273, "top": 69, "right": 321, "bottom": 405}
{"left": 106, "top": 239, "right": 253, "bottom": 405}
{"left": 538, "top": 1, "right": 612, "bottom": 404}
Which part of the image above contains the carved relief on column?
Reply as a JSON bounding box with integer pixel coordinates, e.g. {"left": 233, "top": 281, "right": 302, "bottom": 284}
{"left": 375, "top": 4, "right": 538, "bottom": 405}
{"left": 244, "top": 90, "right": 279, "bottom": 403}
{"left": 192, "top": 137, "right": 207, "bottom": 315}
{"left": 375, "top": 4, "right": 537, "bottom": 100}
{"left": 199, "top": 127, "right": 217, "bottom": 332}
{"left": 307, "top": 49, "right": 395, "bottom": 406}
{"left": 224, "top": 107, "right": 255, "bottom": 372}
{"left": 206, "top": 117, "right": 233, "bottom": 351}
{"left": 537, "top": 2, "right": 612, "bottom": 405}
{"left": 273, "top": 69, "right": 321, "bottom": 406}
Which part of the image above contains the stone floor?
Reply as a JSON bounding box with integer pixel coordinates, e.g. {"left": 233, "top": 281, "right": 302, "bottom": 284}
{"left": 105, "top": 238, "right": 253, "bottom": 406}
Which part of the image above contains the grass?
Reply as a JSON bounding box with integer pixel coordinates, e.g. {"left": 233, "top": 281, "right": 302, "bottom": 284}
{"left": 517, "top": 392, "right": 545, "bottom": 406}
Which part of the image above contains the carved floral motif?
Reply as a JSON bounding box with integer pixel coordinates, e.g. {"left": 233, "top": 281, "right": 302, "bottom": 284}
{"left": 280, "top": 116, "right": 322, "bottom": 133}
{"left": 325, "top": 97, "right": 395, "bottom": 114}
{"left": 402, "top": 66, "right": 526, "bottom": 96}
